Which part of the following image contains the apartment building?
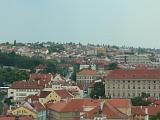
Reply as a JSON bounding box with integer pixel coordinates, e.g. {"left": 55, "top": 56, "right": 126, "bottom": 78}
{"left": 76, "top": 69, "right": 103, "bottom": 85}
{"left": 8, "top": 80, "right": 44, "bottom": 102}
{"left": 105, "top": 69, "right": 160, "bottom": 98}
{"left": 115, "top": 54, "right": 151, "bottom": 65}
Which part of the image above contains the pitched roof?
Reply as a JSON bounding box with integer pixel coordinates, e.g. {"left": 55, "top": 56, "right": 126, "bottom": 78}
{"left": 103, "top": 102, "right": 128, "bottom": 119}
{"left": 39, "top": 91, "right": 51, "bottom": 98}
{"left": 107, "top": 99, "right": 131, "bottom": 108}
{"left": 10, "top": 80, "right": 44, "bottom": 89}
{"left": 132, "top": 106, "right": 160, "bottom": 116}
{"left": 48, "top": 99, "right": 100, "bottom": 112}
{"left": 106, "top": 69, "right": 160, "bottom": 79}
{"left": 29, "top": 73, "right": 52, "bottom": 82}
{"left": 54, "top": 90, "right": 73, "bottom": 99}
{"left": 78, "top": 69, "right": 97, "bottom": 75}
{"left": 30, "top": 102, "right": 45, "bottom": 112}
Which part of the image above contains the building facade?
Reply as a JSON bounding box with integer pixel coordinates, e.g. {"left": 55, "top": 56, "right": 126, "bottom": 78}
{"left": 105, "top": 69, "right": 160, "bottom": 98}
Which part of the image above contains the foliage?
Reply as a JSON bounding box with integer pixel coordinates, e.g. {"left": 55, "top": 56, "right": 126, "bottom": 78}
{"left": 90, "top": 82, "right": 105, "bottom": 99}
{"left": 0, "top": 51, "right": 44, "bottom": 69}
{"left": 48, "top": 43, "right": 65, "bottom": 53}
{"left": 107, "top": 62, "right": 118, "bottom": 70}
{"left": 0, "top": 92, "right": 7, "bottom": 114}
{"left": 70, "top": 63, "right": 80, "bottom": 81}
{"left": 0, "top": 68, "right": 29, "bottom": 85}
{"left": 131, "top": 96, "right": 151, "bottom": 106}
{"left": 150, "top": 112, "right": 160, "bottom": 120}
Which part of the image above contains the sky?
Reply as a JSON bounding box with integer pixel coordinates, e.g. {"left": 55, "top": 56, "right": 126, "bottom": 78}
{"left": 0, "top": 0, "right": 160, "bottom": 48}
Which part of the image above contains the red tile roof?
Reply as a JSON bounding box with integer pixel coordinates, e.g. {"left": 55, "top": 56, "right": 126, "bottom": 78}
{"left": 103, "top": 102, "right": 128, "bottom": 119}
{"left": 107, "top": 99, "right": 131, "bottom": 108}
{"left": 78, "top": 69, "right": 97, "bottom": 75}
{"left": 48, "top": 99, "right": 100, "bottom": 112}
{"left": 132, "top": 106, "right": 160, "bottom": 116}
{"left": 29, "top": 73, "right": 52, "bottom": 82}
{"left": 106, "top": 69, "right": 160, "bottom": 79}
{"left": 39, "top": 91, "right": 51, "bottom": 98}
{"left": 54, "top": 90, "right": 73, "bottom": 99}
{"left": 25, "top": 94, "right": 39, "bottom": 102}
{"left": 30, "top": 102, "right": 45, "bottom": 112}
{"left": 10, "top": 80, "right": 44, "bottom": 89}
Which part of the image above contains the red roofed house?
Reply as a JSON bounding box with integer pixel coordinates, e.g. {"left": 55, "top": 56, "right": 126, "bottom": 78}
{"left": 25, "top": 89, "right": 73, "bottom": 104}
{"left": 132, "top": 105, "right": 160, "bottom": 120}
{"left": 47, "top": 98, "right": 131, "bottom": 120}
{"left": 8, "top": 80, "right": 45, "bottom": 103}
{"left": 76, "top": 69, "right": 104, "bottom": 93}
{"left": 105, "top": 69, "right": 160, "bottom": 98}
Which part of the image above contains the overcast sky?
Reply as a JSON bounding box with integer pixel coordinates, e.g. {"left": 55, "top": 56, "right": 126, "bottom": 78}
{"left": 0, "top": 0, "right": 160, "bottom": 48}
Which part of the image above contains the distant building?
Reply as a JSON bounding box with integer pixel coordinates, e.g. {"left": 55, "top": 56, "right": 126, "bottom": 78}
{"left": 105, "top": 69, "right": 160, "bottom": 98}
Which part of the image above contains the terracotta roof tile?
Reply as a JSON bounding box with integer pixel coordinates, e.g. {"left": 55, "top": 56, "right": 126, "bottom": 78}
{"left": 78, "top": 69, "right": 97, "bottom": 75}
{"left": 10, "top": 81, "right": 44, "bottom": 89}
{"left": 54, "top": 90, "right": 73, "bottom": 99}
{"left": 107, "top": 99, "right": 131, "bottom": 108}
{"left": 39, "top": 91, "right": 51, "bottom": 98}
{"left": 103, "top": 102, "right": 128, "bottom": 119}
{"left": 132, "top": 106, "right": 160, "bottom": 116}
{"left": 106, "top": 69, "right": 160, "bottom": 79}
{"left": 48, "top": 99, "right": 100, "bottom": 112}
{"left": 29, "top": 73, "right": 52, "bottom": 82}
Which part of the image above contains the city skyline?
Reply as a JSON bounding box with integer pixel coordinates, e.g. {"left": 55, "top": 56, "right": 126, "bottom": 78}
{"left": 0, "top": 0, "right": 160, "bottom": 48}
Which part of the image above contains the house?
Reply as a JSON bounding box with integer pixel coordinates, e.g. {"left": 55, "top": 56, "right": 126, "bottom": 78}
{"left": 29, "top": 73, "right": 53, "bottom": 82}
{"left": 47, "top": 98, "right": 130, "bottom": 120}
{"left": 76, "top": 69, "right": 104, "bottom": 94}
{"left": 132, "top": 105, "right": 160, "bottom": 120}
{"left": 8, "top": 80, "right": 44, "bottom": 103}
{"left": 26, "top": 89, "right": 73, "bottom": 104}
{"left": 47, "top": 99, "right": 100, "bottom": 120}
{"left": 105, "top": 69, "right": 160, "bottom": 98}
{"left": 8, "top": 101, "right": 46, "bottom": 120}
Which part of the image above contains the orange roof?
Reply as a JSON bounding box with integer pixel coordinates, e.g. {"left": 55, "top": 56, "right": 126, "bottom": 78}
{"left": 132, "top": 106, "right": 160, "bottom": 116}
{"left": 48, "top": 99, "right": 100, "bottom": 112}
{"left": 29, "top": 73, "right": 52, "bottom": 82}
{"left": 78, "top": 69, "right": 97, "bottom": 75}
{"left": 103, "top": 102, "right": 128, "bottom": 119}
{"left": 10, "top": 81, "right": 44, "bottom": 89}
{"left": 30, "top": 102, "right": 45, "bottom": 112}
{"left": 25, "top": 94, "right": 39, "bottom": 102}
{"left": 39, "top": 91, "right": 51, "bottom": 98}
{"left": 54, "top": 90, "right": 73, "bottom": 99}
{"left": 106, "top": 69, "right": 160, "bottom": 79}
{"left": 107, "top": 99, "right": 131, "bottom": 108}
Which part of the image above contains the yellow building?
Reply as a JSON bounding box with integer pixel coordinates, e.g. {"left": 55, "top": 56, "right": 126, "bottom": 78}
{"left": 26, "top": 90, "right": 73, "bottom": 104}
{"left": 8, "top": 101, "right": 46, "bottom": 120}
{"left": 8, "top": 106, "right": 36, "bottom": 118}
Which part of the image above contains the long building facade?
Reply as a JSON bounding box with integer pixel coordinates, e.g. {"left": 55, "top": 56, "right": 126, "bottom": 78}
{"left": 105, "top": 69, "right": 160, "bottom": 98}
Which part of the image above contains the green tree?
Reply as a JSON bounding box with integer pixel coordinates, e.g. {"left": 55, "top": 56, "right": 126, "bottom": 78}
{"left": 131, "top": 96, "right": 151, "bottom": 106}
{"left": 90, "top": 82, "right": 105, "bottom": 99}
{"left": 108, "top": 62, "right": 118, "bottom": 70}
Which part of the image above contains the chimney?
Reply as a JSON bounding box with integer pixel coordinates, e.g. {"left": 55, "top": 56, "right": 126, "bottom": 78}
{"left": 145, "top": 108, "right": 149, "bottom": 120}
{"left": 38, "top": 80, "right": 40, "bottom": 85}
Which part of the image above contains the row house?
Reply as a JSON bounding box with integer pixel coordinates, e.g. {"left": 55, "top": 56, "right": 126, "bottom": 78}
{"left": 47, "top": 98, "right": 131, "bottom": 120}
{"left": 105, "top": 69, "right": 160, "bottom": 98}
